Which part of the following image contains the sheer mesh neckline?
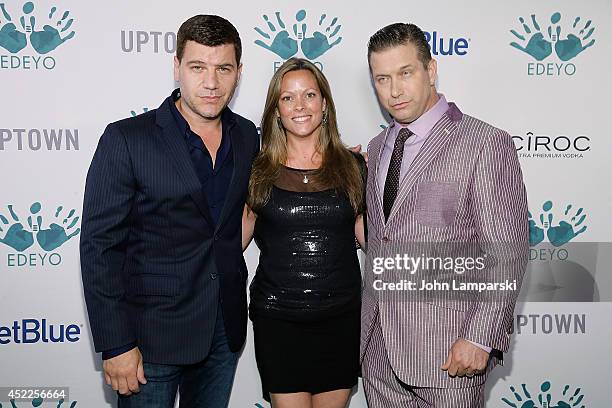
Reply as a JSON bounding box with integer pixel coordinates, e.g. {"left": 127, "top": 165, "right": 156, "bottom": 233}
{"left": 282, "top": 165, "right": 318, "bottom": 172}
{"left": 274, "top": 165, "right": 332, "bottom": 193}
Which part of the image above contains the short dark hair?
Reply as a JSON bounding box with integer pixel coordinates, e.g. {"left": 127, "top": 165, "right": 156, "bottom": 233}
{"left": 367, "top": 23, "right": 431, "bottom": 68}
{"left": 176, "top": 15, "right": 242, "bottom": 64}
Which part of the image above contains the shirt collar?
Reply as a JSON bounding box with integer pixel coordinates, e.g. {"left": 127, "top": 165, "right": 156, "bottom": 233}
{"left": 169, "top": 88, "right": 189, "bottom": 138}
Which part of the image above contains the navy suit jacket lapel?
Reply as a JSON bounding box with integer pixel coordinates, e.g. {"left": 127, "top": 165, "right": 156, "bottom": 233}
{"left": 155, "top": 98, "right": 215, "bottom": 227}
{"left": 214, "top": 110, "right": 244, "bottom": 233}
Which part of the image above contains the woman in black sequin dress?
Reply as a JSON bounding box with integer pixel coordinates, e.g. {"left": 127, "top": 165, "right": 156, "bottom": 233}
{"left": 242, "top": 58, "right": 366, "bottom": 408}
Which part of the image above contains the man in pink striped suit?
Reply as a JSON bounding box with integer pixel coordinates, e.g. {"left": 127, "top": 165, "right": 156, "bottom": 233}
{"left": 360, "top": 23, "right": 529, "bottom": 407}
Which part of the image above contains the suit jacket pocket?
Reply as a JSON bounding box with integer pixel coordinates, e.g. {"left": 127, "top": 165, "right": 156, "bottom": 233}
{"left": 128, "top": 274, "right": 181, "bottom": 297}
{"left": 415, "top": 181, "right": 459, "bottom": 228}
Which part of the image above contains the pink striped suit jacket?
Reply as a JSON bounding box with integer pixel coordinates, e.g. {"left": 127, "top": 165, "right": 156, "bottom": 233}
{"left": 360, "top": 102, "right": 529, "bottom": 388}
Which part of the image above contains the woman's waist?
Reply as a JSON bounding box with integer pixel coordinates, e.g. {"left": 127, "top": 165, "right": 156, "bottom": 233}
{"left": 252, "top": 261, "right": 361, "bottom": 288}
{"left": 248, "top": 281, "right": 361, "bottom": 320}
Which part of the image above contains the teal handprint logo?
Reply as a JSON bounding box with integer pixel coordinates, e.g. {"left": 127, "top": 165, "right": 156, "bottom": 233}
{"left": 0, "top": 398, "right": 78, "bottom": 407}
{"left": 0, "top": 2, "right": 75, "bottom": 55}
{"left": 510, "top": 12, "right": 595, "bottom": 62}
{"left": 0, "top": 2, "right": 28, "bottom": 53}
{"left": 502, "top": 380, "right": 585, "bottom": 408}
{"left": 29, "top": 3, "right": 75, "bottom": 54}
{"left": 528, "top": 201, "right": 587, "bottom": 247}
{"left": 554, "top": 16, "right": 595, "bottom": 61}
{"left": 528, "top": 210, "right": 545, "bottom": 246}
{"left": 545, "top": 203, "right": 586, "bottom": 247}
{"left": 130, "top": 107, "right": 149, "bottom": 117}
{"left": 254, "top": 9, "right": 343, "bottom": 61}
{"left": 35, "top": 205, "right": 81, "bottom": 251}
{"left": 299, "top": 11, "right": 342, "bottom": 60}
{"left": 254, "top": 11, "right": 298, "bottom": 59}
{"left": 0, "top": 202, "right": 80, "bottom": 252}
{"left": 510, "top": 14, "right": 553, "bottom": 61}
{"left": 0, "top": 397, "right": 45, "bottom": 408}
{"left": 0, "top": 204, "right": 34, "bottom": 252}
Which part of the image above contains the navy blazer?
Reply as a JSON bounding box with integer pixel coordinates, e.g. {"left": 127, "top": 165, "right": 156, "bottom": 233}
{"left": 80, "top": 96, "right": 259, "bottom": 364}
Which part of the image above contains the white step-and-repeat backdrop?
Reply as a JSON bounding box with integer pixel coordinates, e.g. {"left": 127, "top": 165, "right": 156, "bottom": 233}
{"left": 1, "top": 0, "right": 610, "bottom": 406}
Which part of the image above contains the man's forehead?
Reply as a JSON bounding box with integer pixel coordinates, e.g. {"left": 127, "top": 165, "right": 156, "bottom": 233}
{"left": 370, "top": 44, "right": 420, "bottom": 72}
{"left": 182, "top": 41, "right": 237, "bottom": 64}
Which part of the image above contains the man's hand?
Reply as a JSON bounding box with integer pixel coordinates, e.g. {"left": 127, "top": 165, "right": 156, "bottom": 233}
{"left": 441, "top": 338, "right": 489, "bottom": 377}
{"left": 103, "top": 347, "right": 147, "bottom": 395}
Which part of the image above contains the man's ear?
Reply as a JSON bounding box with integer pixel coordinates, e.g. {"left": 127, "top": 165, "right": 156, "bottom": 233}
{"left": 427, "top": 58, "right": 438, "bottom": 86}
{"left": 237, "top": 62, "right": 243, "bottom": 82}
{"left": 173, "top": 55, "right": 180, "bottom": 82}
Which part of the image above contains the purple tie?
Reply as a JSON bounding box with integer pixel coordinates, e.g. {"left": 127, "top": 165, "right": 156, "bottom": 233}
{"left": 383, "top": 128, "right": 413, "bottom": 221}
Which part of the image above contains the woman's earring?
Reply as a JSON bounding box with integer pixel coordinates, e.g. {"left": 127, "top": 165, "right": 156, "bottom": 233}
{"left": 276, "top": 117, "right": 283, "bottom": 128}
{"left": 322, "top": 111, "right": 328, "bottom": 126}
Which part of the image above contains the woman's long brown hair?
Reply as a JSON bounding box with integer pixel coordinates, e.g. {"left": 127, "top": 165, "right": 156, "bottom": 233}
{"left": 248, "top": 58, "right": 364, "bottom": 214}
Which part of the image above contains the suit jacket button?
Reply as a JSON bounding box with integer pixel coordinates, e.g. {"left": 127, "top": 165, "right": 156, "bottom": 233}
{"left": 211, "top": 273, "right": 217, "bottom": 280}
{"left": 214, "top": 234, "right": 220, "bottom": 241}
{"left": 382, "top": 236, "right": 390, "bottom": 242}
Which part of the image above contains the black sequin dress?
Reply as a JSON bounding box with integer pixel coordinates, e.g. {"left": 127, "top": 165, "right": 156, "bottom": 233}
{"left": 249, "top": 156, "right": 365, "bottom": 399}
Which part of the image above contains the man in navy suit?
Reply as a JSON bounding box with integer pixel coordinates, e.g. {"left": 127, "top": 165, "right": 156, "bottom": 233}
{"left": 80, "top": 15, "right": 259, "bottom": 408}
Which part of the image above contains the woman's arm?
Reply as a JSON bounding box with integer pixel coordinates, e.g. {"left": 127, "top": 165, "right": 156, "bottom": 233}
{"left": 242, "top": 204, "right": 257, "bottom": 251}
{"left": 353, "top": 149, "right": 368, "bottom": 252}
{"left": 355, "top": 214, "right": 366, "bottom": 252}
